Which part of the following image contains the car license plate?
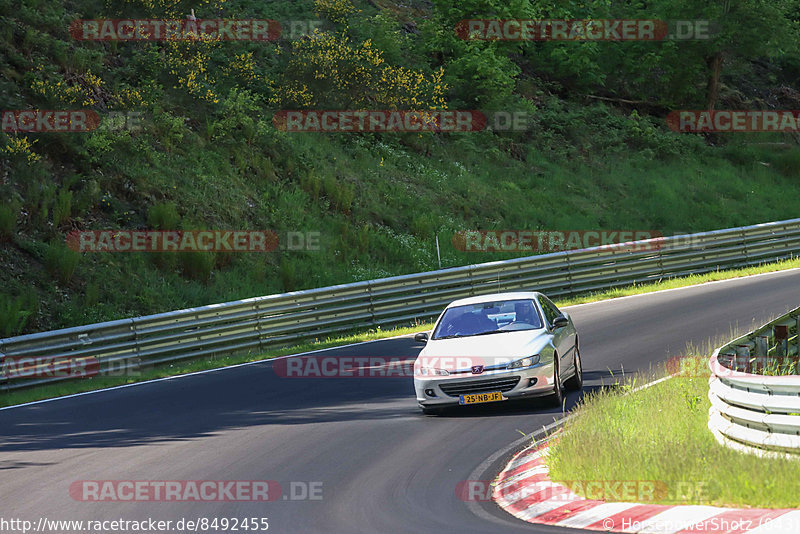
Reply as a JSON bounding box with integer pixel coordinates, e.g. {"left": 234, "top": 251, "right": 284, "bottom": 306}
{"left": 459, "top": 391, "right": 504, "bottom": 405}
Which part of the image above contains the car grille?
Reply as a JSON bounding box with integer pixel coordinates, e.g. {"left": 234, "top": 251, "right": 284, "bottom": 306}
{"left": 440, "top": 376, "right": 521, "bottom": 397}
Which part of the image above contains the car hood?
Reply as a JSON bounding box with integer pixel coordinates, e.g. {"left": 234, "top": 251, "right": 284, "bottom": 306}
{"left": 417, "top": 329, "right": 549, "bottom": 370}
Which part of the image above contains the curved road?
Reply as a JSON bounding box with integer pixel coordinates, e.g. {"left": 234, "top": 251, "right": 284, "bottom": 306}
{"left": 2, "top": 270, "right": 800, "bottom": 534}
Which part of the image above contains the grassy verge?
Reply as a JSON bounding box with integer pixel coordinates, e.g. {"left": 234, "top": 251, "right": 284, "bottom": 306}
{"left": 2, "top": 257, "right": 798, "bottom": 409}
{"left": 546, "top": 350, "right": 800, "bottom": 509}
{"left": 556, "top": 256, "right": 800, "bottom": 307}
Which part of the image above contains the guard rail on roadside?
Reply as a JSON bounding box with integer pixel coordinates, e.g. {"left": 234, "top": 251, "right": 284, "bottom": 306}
{"left": 3, "top": 218, "right": 800, "bottom": 391}
{"left": 708, "top": 305, "right": 800, "bottom": 457}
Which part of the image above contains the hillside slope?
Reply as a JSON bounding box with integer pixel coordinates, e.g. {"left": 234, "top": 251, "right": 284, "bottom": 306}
{"left": 1, "top": 0, "right": 799, "bottom": 335}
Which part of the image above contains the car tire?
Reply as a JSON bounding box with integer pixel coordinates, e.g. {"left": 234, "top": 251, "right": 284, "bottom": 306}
{"left": 547, "top": 355, "right": 564, "bottom": 407}
{"left": 421, "top": 406, "right": 443, "bottom": 416}
{"left": 565, "top": 345, "right": 583, "bottom": 391}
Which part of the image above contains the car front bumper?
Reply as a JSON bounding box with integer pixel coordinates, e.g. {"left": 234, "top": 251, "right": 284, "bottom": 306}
{"left": 414, "top": 362, "right": 557, "bottom": 407}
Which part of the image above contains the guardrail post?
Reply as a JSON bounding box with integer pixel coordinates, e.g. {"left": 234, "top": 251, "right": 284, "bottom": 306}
{"left": 740, "top": 229, "right": 749, "bottom": 265}
{"left": 468, "top": 266, "right": 476, "bottom": 297}
{"left": 734, "top": 344, "right": 751, "bottom": 372}
{"left": 775, "top": 324, "right": 789, "bottom": 359}
{"left": 796, "top": 315, "right": 800, "bottom": 357}
{"left": 0, "top": 351, "right": 7, "bottom": 392}
{"left": 367, "top": 281, "right": 376, "bottom": 328}
{"left": 718, "top": 351, "right": 735, "bottom": 370}
{"left": 790, "top": 315, "right": 800, "bottom": 372}
{"left": 254, "top": 302, "right": 264, "bottom": 352}
{"left": 131, "top": 318, "right": 142, "bottom": 376}
{"left": 754, "top": 335, "right": 769, "bottom": 373}
{"left": 565, "top": 252, "right": 573, "bottom": 297}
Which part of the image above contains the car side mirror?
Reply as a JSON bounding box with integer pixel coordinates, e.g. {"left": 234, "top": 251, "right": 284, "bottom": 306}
{"left": 552, "top": 316, "right": 569, "bottom": 329}
{"left": 414, "top": 332, "right": 429, "bottom": 343}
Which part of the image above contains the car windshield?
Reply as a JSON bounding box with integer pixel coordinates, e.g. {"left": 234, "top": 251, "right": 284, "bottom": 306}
{"left": 432, "top": 299, "right": 543, "bottom": 340}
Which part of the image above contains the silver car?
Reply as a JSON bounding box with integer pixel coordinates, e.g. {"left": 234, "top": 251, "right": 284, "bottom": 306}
{"left": 413, "top": 292, "right": 582, "bottom": 415}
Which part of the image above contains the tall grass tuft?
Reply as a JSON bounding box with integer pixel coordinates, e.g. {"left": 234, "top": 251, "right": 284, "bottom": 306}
{"left": 774, "top": 149, "right": 800, "bottom": 177}
{"left": 0, "top": 294, "right": 35, "bottom": 337}
{"left": 179, "top": 252, "right": 215, "bottom": 282}
{"left": 147, "top": 202, "right": 181, "bottom": 230}
{"left": 279, "top": 258, "right": 297, "bottom": 291}
{"left": 52, "top": 189, "right": 73, "bottom": 227}
{"left": 0, "top": 203, "right": 17, "bottom": 240}
{"left": 44, "top": 241, "right": 81, "bottom": 285}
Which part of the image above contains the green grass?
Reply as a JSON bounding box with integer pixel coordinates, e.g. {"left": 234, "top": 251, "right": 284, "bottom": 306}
{"left": 547, "top": 346, "right": 800, "bottom": 509}
{"left": 556, "top": 257, "right": 800, "bottom": 307}
{"left": 2, "top": 257, "right": 798, "bottom": 409}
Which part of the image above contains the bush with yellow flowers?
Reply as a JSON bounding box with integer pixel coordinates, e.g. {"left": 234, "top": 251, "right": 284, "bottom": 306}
{"left": 111, "top": 86, "right": 147, "bottom": 109}
{"left": 164, "top": 37, "right": 223, "bottom": 104}
{"left": 314, "top": 0, "right": 360, "bottom": 25}
{"left": 271, "top": 30, "right": 447, "bottom": 111}
{"left": 2, "top": 135, "right": 41, "bottom": 164}
{"left": 222, "top": 52, "right": 259, "bottom": 83}
{"left": 29, "top": 69, "right": 104, "bottom": 107}
{"left": 125, "top": 0, "right": 227, "bottom": 18}
{"left": 120, "top": 0, "right": 232, "bottom": 104}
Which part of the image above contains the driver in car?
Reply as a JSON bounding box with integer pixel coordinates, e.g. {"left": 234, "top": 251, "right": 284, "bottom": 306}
{"left": 514, "top": 301, "right": 536, "bottom": 325}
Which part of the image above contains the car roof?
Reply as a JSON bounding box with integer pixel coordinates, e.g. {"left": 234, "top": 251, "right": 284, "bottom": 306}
{"left": 446, "top": 292, "right": 544, "bottom": 308}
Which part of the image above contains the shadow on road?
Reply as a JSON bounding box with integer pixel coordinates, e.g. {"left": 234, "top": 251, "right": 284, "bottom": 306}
{"left": 0, "top": 336, "right": 630, "bottom": 452}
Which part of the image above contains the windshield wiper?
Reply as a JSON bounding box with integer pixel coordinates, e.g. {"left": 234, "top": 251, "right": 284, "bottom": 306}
{"left": 434, "top": 330, "right": 504, "bottom": 340}
{"left": 472, "top": 330, "right": 503, "bottom": 336}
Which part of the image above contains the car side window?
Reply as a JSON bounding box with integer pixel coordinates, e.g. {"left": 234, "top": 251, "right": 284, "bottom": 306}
{"left": 539, "top": 299, "right": 560, "bottom": 327}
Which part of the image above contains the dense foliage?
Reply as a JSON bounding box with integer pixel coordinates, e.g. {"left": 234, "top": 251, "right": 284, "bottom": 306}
{"left": 1, "top": 0, "right": 799, "bottom": 334}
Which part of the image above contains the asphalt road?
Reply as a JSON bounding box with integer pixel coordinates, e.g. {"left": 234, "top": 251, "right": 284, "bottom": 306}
{"left": 2, "top": 269, "right": 799, "bottom": 534}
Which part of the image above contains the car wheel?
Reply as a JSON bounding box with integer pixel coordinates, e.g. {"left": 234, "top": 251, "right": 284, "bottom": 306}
{"left": 547, "top": 355, "right": 563, "bottom": 407}
{"left": 565, "top": 345, "right": 583, "bottom": 391}
{"left": 421, "top": 406, "right": 443, "bottom": 416}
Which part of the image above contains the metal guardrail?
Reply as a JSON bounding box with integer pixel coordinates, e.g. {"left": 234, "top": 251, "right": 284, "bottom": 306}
{"left": 708, "top": 306, "right": 800, "bottom": 457}
{"left": 3, "top": 218, "right": 800, "bottom": 391}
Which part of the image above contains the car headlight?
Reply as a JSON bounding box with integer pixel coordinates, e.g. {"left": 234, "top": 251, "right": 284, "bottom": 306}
{"left": 416, "top": 367, "right": 450, "bottom": 376}
{"left": 507, "top": 355, "right": 540, "bottom": 370}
